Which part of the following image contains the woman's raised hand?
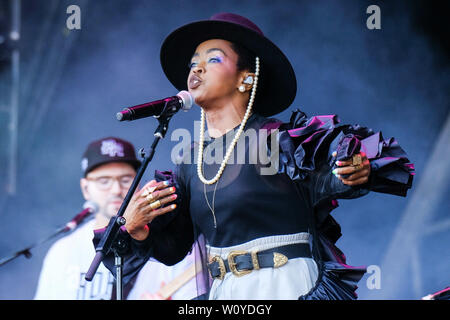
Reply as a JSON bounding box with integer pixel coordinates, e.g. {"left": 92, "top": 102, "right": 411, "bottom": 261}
{"left": 331, "top": 151, "right": 371, "bottom": 186}
{"left": 124, "top": 180, "right": 178, "bottom": 241}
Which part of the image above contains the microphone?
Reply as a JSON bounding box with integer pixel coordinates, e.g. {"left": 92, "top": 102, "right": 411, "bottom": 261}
{"left": 116, "top": 91, "right": 193, "bottom": 122}
{"left": 63, "top": 201, "right": 99, "bottom": 232}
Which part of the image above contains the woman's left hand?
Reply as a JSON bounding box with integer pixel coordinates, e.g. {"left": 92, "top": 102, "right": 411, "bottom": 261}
{"left": 331, "top": 151, "right": 371, "bottom": 186}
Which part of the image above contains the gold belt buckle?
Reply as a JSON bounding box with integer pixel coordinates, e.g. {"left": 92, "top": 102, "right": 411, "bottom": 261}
{"left": 210, "top": 255, "right": 226, "bottom": 280}
{"left": 228, "top": 250, "right": 254, "bottom": 277}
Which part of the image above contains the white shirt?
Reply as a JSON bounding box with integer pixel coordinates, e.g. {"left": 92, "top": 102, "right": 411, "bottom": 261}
{"left": 127, "top": 257, "right": 197, "bottom": 300}
{"left": 34, "top": 219, "right": 196, "bottom": 300}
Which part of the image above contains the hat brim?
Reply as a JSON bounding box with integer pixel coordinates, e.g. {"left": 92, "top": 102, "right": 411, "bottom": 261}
{"left": 85, "top": 159, "right": 141, "bottom": 177}
{"left": 160, "top": 20, "right": 297, "bottom": 117}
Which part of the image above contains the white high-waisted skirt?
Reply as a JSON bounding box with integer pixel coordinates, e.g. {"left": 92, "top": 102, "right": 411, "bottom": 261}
{"left": 207, "top": 232, "right": 318, "bottom": 300}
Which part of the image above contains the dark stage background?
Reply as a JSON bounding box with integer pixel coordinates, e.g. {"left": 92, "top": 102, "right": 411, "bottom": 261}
{"left": 0, "top": 0, "right": 448, "bottom": 299}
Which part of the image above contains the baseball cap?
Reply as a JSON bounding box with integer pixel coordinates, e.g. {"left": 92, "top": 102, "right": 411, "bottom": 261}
{"left": 81, "top": 137, "right": 141, "bottom": 176}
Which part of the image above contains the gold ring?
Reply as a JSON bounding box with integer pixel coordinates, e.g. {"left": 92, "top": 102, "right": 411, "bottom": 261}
{"left": 149, "top": 200, "right": 162, "bottom": 210}
{"left": 353, "top": 164, "right": 363, "bottom": 171}
{"left": 352, "top": 154, "right": 362, "bottom": 166}
{"left": 146, "top": 193, "right": 155, "bottom": 204}
{"left": 142, "top": 186, "right": 157, "bottom": 198}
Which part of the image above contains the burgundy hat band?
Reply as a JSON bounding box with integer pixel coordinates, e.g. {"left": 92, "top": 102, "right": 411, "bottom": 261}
{"left": 209, "top": 12, "right": 264, "bottom": 36}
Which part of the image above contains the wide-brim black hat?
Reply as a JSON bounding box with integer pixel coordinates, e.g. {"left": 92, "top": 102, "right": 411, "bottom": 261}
{"left": 160, "top": 12, "right": 297, "bottom": 117}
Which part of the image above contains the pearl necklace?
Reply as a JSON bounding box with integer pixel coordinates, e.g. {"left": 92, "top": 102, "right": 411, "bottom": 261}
{"left": 197, "top": 57, "right": 260, "bottom": 185}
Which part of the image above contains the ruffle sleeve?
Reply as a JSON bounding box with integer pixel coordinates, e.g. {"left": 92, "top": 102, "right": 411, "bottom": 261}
{"left": 269, "top": 109, "right": 415, "bottom": 300}
{"left": 276, "top": 109, "right": 415, "bottom": 197}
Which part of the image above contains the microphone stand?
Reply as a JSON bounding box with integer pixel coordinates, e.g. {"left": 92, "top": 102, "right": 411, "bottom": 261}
{"left": 85, "top": 107, "right": 176, "bottom": 300}
{"left": 0, "top": 220, "right": 88, "bottom": 267}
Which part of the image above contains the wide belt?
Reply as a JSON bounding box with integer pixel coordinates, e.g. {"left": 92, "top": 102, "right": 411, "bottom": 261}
{"left": 208, "top": 243, "right": 312, "bottom": 280}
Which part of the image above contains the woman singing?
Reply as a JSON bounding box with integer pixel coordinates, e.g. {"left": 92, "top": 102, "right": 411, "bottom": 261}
{"left": 94, "top": 13, "right": 414, "bottom": 300}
